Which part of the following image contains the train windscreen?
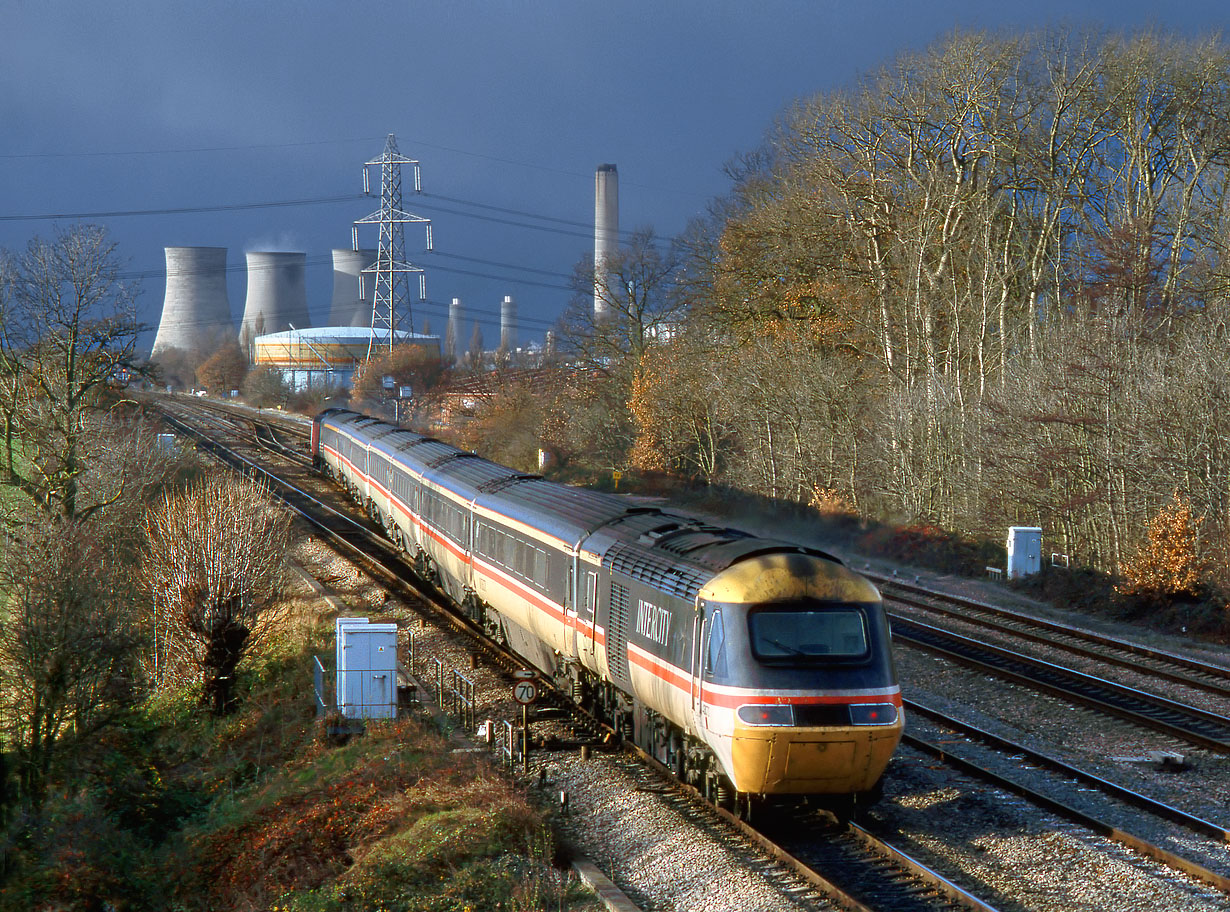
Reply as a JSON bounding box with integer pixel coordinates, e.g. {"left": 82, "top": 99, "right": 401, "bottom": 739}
{"left": 747, "top": 603, "right": 870, "bottom": 662}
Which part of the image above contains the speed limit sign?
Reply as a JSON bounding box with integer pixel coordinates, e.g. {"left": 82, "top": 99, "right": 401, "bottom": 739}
{"left": 513, "top": 680, "right": 538, "bottom": 705}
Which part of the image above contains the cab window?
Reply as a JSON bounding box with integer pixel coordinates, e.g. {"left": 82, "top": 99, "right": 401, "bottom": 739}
{"left": 705, "top": 609, "right": 727, "bottom": 678}
{"left": 748, "top": 604, "right": 869, "bottom": 662}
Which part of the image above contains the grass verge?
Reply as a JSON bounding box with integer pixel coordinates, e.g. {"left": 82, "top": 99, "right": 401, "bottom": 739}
{"left": 1, "top": 589, "right": 598, "bottom": 912}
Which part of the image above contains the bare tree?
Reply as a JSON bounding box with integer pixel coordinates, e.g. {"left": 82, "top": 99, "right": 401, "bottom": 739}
{"left": 241, "top": 365, "right": 292, "bottom": 408}
{"left": 467, "top": 321, "right": 484, "bottom": 370}
{"left": 351, "top": 344, "right": 445, "bottom": 421}
{"left": 0, "top": 516, "right": 140, "bottom": 810}
{"left": 0, "top": 224, "right": 149, "bottom": 520}
{"left": 142, "top": 474, "right": 293, "bottom": 714}
{"left": 559, "top": 228, "right": 686, "bottom": 371}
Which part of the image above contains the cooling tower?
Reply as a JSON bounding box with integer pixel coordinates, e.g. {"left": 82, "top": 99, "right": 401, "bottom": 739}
{"left": 447, "top": 297, "right": 463, "bottom": 363}
{"left": 328, "top": 248, "right": 377, "bottom": 327}
{"left": 594, "top": 163, "right": 619, "bottom": 320}
{"left": 239, "top": 251, "right": 311, "bottom": 345}
{"left": 151, "top": 247, "right": 234, "bottom": 357}
{"left": 500, "top": 294, "right": 517, "bottom": 351}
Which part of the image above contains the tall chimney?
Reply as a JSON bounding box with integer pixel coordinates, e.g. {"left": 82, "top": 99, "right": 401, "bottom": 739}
{"left": 447, "top": 297, "right": 463, "bottom": 363}
{"left": 151, "top": 246, "right": 234, "bottom": 357}
{"left": 594, "top": 164, "right": 619, "bottom": 321}
{"left": 500, "top": 294, "right": 517, "bottom": 351}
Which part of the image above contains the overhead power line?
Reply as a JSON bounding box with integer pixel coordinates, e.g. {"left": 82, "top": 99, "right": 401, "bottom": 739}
{"left": 0, "top": 137, "right": 387, "bottom": 160}
{"left": 0, "top": 194, "right": 365, "bottom": 222}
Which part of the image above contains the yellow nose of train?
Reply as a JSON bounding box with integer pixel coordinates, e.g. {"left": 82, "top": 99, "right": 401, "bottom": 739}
{"left": 699, "top": 552, "right": 904, "bottom": 796}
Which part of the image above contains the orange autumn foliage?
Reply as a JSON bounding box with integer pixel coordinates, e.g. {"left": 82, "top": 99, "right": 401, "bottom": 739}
{"left": 1119, "top": 496, "right": 1204, "bottom": 599}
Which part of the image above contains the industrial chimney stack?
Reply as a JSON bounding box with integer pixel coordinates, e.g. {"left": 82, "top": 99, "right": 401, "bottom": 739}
{"left": 594, "top": 164, "right": 619, "bottom": 321}
{"left": 500, "top": 294, "right": 517, "bottom": 352}
{"left": 447, "top": 297, "right": 463, "bottom": 363}
{"left": 329, "top": 248, "right": 377, "bottom": 327}
{"left": 239, "top": 251, "right": 311, "bottom": 347}
{"left": 151, "top": 246, "right": 234, "bottom": 357}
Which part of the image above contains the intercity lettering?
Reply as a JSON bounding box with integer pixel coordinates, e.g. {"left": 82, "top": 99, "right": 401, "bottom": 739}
{"left": 634, "top": 599, "right": 670, "bottom": 646}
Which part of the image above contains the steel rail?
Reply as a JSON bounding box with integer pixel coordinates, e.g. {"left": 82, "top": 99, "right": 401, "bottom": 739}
{"left": 902, "top": 729, "right": 1230, "bottom": 894}
{"left": 873, "top": 574, "right": 1230, "bottom": 686}
{"left": 893, "top": 615, "right": 1230, "bottom": 753}
{"left": 905, "top": 699, "right": 1230, "bottom": 842}
{"left": 885, "top": 592, "right": 1230, "bottom": 701}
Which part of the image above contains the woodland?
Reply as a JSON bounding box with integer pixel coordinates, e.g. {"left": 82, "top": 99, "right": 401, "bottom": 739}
{"left": 472, "top": 29, "right": 1230, "bottom": 603}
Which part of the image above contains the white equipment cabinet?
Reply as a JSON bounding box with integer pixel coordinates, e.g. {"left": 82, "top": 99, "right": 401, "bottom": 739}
{"left": 335, "top": 617, "right": 398, "bottom": 719}
{"left": 1006, "top": 527, "right": 1043, "bottom": 580}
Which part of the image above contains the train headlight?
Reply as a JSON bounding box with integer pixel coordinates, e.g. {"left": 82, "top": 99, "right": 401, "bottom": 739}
{"left": 736, "top": 704, "right": 795, "bottom": 726}
{"left": 849, "top": 703, "right": 899, "bottom": 726}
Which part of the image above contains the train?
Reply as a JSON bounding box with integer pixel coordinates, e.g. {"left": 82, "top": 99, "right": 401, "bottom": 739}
{"left": 312, "top": 407, "right": 903, "bottom": 813}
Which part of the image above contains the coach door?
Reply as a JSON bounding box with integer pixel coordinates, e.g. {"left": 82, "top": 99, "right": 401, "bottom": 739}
{"left": 577, "top": 566, "right": 599, "bottom": 667}
{"left": 692, "top": 601, "right": 723, "bottom": 733}
{"left": 690, "top": 603, "right": 704, "bottom": 725}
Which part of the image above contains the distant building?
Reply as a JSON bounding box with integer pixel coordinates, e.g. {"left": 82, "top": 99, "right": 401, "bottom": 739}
{"left": 432, "top": 366, "right": 589, "bottom": 427}
{"left": 253, "top": 326, "right": 439, "bottom": 390}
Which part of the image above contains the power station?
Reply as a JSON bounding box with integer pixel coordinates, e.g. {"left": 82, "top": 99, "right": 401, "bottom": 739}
{"left": 151, "top": 246, "right": 234, "bottom": 357}
{"left": 147, "top": 141, "right": 620, "bottom": 388}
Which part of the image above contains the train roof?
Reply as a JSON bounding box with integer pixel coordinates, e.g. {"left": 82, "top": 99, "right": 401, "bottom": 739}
{"left": 371, "top": 427, "right": 431, "bottom": 452}
{"left": 370, "top": 429, "right": 455, "bottom": 468}
{"left": 585, "top": 510, "right": 841, "bottom": 600}
{"left": 423, "top": 452, "right": 521, "bottom": 500}
{"left": 319, "top": 408, "right": 371, "bottom": 429}
{"left": 316, "top": 409, "right": 843, "bottom": 594}
{"left": 475, "top": 477, "right": 637, "bottom": 549}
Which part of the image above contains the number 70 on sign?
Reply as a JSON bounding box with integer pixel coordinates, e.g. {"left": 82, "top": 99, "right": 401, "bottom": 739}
{"left": 513, "top": 680, "right": 537, "bottom": 704}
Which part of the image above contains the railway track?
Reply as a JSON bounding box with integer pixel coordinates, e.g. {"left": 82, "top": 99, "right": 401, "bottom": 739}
{"left": 876, "top": 575, "right": 1230, "bottom": 700}
{"left": 153, "top": 397, "right": 1022, "bottom": 912}
{"left": 154, "top": 396, "right": 1230, "bottom": 911}
{"left": 891, "top": 615, "right": 1230, "bottom": 754}
{"left": 901, "top": 701, "right": 1230, "bottom": 891}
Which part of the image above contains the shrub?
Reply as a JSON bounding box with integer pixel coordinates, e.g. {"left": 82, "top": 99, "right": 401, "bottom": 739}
{"left": 857, "top": 522, "right": 1001, "bottom": 576}
{"left": 1119, "top": 495, "right": 1205, "bottom": 601}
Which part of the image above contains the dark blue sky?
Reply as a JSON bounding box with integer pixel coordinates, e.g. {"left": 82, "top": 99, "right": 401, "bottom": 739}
{"left": 4, "top": 1, "right": 1228, "bottom": 351}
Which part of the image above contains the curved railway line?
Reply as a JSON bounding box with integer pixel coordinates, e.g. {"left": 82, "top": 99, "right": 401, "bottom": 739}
{"left": 151, "top": 395, "right": 1230, "bottom": 912}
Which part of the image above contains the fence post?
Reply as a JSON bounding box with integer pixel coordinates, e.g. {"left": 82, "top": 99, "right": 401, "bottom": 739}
{"left": 313, "top": 656, "right": 326, "bottom": 718}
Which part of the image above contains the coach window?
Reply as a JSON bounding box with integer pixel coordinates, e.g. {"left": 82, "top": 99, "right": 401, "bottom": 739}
{"left": 705, "top": 609, "right": 727, "bottom": 678}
